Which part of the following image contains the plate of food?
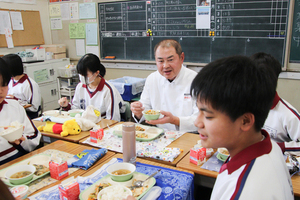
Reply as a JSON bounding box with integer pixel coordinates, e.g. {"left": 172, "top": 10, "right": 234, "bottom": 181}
{"left": 80, "top": 171, "right": 156, "bottom": 200}
{"left": 0, "top": 153, "right": 51, "bottom": 186}
{"left": 217, "top": 148, "right": 229, "bottom": 162}
{"left": 112, "top": 124, "right": 164, "bottom": 142}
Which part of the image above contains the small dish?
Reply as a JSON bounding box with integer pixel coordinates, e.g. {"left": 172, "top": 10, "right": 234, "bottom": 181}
{"left": 43, "top": 110, "right": 59, "bottom": 117}
{"left": 10, "top": 185, "right": 29, "bottom": 199}
{"left": 217, "top": 148, "right": 229, "bottom": 162}
{"left": 106, "top": 162, "right": 136, "bottom": 182}
{"left": 142, "top": 109, "right": 160, "bottom": 121}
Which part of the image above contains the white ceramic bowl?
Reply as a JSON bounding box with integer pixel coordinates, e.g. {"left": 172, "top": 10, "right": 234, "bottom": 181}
{"left": 0, "top": 125, "right": 23, "bottom": 142}
{"left": 43, "top": 110, "right": 59, "bottom": 117}
{"left": 5, "top": 165, "right": 36, "bottom": 185}
{"left": 97, "top": 185, "right": 132, "bottom": 200}
{"left": 106, "top": 162, "right": 136, "bottom": 182}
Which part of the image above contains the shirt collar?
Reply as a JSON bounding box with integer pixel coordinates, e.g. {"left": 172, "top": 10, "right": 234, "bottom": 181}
{"left": 219, "top": 130, "right": 272, "bottom": 174}
{"left": 12, "top": 74, "right": 28, "bottom": 86}
{"left": 84, "top": 77, "right": 105, "bottom": 98}
{"left": 271, "top": 92, "right": 280, "bottom": 109}
{"left": 0, "top": 100, "right": 8, "bottom": 112}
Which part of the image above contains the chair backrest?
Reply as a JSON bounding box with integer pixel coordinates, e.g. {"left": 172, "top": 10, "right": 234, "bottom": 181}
{"left": 121, "top": 101, "right": 132, "bottom": 121}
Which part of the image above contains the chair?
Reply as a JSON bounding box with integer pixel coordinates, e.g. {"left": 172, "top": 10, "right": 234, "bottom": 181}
{"left": 121, "top": 101, "right": 132, "bottom": 121}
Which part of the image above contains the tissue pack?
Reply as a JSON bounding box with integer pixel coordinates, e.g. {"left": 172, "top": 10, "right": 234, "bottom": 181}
{"left": 49, "top": 160, "right": 69, "bottom": 180}
{"left": 90, "top": 128, "right": 104, "bottom": 143}
{"left": 58, "top": 178, "right": 80, "bottom": 200}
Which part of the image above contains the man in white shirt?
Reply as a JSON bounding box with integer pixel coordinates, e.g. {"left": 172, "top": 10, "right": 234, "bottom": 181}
{"left": 130, "top": 39, "right": 198, "bottom": 132}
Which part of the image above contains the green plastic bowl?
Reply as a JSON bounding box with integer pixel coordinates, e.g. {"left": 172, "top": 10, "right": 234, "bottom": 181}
{"left": 106, "top": 162, "right": 136, "bottom": 182}
{"left": 142, "top": 109, "right": 160, "bottom": 121}
{"left": 217, "top": 148, "right": 229, "bottom": 161}
{"left": 5, "top": 165, "right": 35, "bottom": 185}
{"left": 68, "top": 109, "right": 84, "bottom": 117}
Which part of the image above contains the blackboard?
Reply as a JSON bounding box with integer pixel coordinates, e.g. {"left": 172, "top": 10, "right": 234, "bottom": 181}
{"left": 98, "top": 0, "right": 290, "bottom": 65}
{"left": 289, "top": 0, "right": 300, "bottom": 62}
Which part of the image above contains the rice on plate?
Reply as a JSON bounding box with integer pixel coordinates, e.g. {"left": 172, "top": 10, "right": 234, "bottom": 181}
{"left": 97, "top": 185, "right": 132, "bottom": 200}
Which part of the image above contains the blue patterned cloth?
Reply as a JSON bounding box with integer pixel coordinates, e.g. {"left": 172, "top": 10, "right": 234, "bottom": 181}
{"left": 201, "top": 152, "right": 223, "bottom": 172}
{"left": 28, "top": 158, "right": 194, "bottom": 200}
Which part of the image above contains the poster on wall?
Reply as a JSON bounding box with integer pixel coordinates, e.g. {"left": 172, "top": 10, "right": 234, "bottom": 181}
{"left": 196, "top": 0, "right": 211, "bottom": 29}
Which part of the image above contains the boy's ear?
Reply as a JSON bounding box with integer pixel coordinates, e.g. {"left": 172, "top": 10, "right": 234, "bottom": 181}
{"left": 240, "top": 113, "right": 255, "bottom": 131}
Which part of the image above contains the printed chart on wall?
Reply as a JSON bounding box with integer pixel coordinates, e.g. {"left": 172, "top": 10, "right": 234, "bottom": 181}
{"left": 98, "top": 0, "right": 290, "bottom": 64}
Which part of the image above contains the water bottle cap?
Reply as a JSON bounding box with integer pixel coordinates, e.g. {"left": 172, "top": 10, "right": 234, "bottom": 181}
{"left": 122, "top": 122, "right": 135, "bottom": 131}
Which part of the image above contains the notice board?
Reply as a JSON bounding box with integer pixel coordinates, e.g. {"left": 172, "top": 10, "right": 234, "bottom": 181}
{"left": 0, "top": 9, "right": 44, "bottom": 47}
{"left": 98, "top": 0, "right": 290, "bottom": 65}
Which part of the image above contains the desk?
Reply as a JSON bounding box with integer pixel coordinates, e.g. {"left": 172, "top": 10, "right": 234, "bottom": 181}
{"left": 79, "top": 122, "right": 199, "bottom": 166}
{"left": 177, "top": 148, "right": 300, "bottom": 200}
{"left": 33, "top": 119, "right": 118, "bottom": 143}
{"left": 0, "top": 140, "right": 115, "bottom": 197}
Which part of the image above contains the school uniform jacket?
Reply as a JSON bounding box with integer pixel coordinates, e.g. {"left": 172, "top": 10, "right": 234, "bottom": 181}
{"left": 262, "top": 92, "right": 300, "bottom": 153}
{"left": 8, "top": 74, "right": 41, "bottom": 112}
{"left": 69, "top": 77, "right": 125, "bottom": 121}
{"left": 210, "top": 131, "right": 293, "bottom": 200}
{"left": 0, "top": 99, "right": 41, "bottom": 165}
{"left": 138, "top": 66, "right": 198, "bottom": 132}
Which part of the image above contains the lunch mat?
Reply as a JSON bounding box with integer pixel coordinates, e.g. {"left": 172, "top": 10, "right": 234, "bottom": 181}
{"left": 29, "top": 158, "right": 195, "bottom": 200}
{"left": 82, "top": 127, "right": 186, "bottom": 162}
{"left": 4, "top": 149, "right": 79, "bottom": 196}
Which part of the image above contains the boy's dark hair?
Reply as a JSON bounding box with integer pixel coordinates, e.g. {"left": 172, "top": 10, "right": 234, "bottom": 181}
{"left": 191, "top": 55, "right": 276, "bottom": 132}
{"left": 250, "top": 52, "right": 281, "bottom": 87}
{"left": 0, "top": 58, "right": 12, "bottom": 86}
{"left": 77, "top": 53, "right": 106, "bottom": 77}
{"left": 1, "top": 54, "right": 23, "bottom": 77}
{"left": 154, "top": 39, "right": 182, "bottom": 58}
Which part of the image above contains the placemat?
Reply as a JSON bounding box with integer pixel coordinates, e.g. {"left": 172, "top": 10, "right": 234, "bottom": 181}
{"left": 82, "top": 128, "right": 185, "bottom": 162}
{"left": 29, "top": 158, "right": 194, "bottom": 200}
{"left": 5, "top": 149, "right": 79, "bottom": 196}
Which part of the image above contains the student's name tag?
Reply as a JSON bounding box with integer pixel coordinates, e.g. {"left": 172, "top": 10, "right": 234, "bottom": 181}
{"left": 184, "top": 93, "right": 192, "bottom": 101}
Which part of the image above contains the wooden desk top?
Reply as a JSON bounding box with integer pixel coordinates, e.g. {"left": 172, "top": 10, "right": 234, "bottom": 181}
{"left": 33, "top": 118, "right": 118, "bottom": 143}
{"left": 82, "top": 153, "right": 194, "bottom": 178}
{"left": 0, "top": 140, "right": 115, "bottom": 197}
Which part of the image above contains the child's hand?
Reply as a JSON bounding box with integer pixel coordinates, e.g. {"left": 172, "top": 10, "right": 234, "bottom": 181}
{"left": 58, "top": 97, "right": 69, "bottom": 107}
{"left": 122, "top": 196, "right": 136, "bottom": 200}
{"left": 10, "top": 136, "right": 25, "bottom": 145}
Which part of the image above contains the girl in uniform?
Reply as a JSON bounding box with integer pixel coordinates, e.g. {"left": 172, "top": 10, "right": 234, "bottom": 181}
{"left": 58, "top": 53, "right": 125, "bottom": 121}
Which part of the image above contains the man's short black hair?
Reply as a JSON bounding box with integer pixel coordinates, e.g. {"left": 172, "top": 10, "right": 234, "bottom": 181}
{"left": 2, "top": 54, "right": 23, "bottom": 77}
{"left": 0, "top": 58, "right": 12, "bottom": 86}
{"left": 77, "top": 53, "right": 106, "bottom": 78}
{"left": 191, "top": 55, "right": 276, "bottom": 132}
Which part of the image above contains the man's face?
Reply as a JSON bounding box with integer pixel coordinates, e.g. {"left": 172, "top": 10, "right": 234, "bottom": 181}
{"left": 155, "top": 46, "right": 184, "bottom": 81}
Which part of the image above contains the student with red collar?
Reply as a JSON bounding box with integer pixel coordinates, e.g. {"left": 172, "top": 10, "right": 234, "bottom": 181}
{"left": 0, "top": 58, "right": 41, "bottom": 165}
{"left": 191, "top": 55, "right": 293, "bottom": 199}
{"left": 58, "top": 53, "right": 125, "bottom": 121}
{"left": 2, "top": 54, "right": 41, "bottom": 119}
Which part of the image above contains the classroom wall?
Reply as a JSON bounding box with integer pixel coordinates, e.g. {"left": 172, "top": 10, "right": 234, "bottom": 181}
{"left": 0, "top": 0, "right": 300, "bottom": 112}
{"left": 0, "top": 0, "right": 51, "bottom": 55}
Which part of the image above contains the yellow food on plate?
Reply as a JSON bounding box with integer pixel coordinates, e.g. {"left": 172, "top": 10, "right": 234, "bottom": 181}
{"left": 33, "top": 164, "right": 50, "bottom": 176}
{"left": 88, "top": 183, "right": 111, "bottom": 200}
{"left": 144, "top": 110, "right": 159, "bottom": 115}
{"left": 135, "top": 126, "right": 145, "bottom": 131}
{"left": 136, "top": 133, "right": 148, "bottom": 138}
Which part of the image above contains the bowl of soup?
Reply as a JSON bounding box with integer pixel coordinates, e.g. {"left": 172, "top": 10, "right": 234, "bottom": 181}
{"left": 106, "top": 162, "right": 136, "bottom": 182}
{"left": 68, "top": 109, "right": 84, "bottom": 117}
{"left": 5, "top": 165, "right": 36, "bottom": 185}
{"left": 142, "top": 109, "right": 160, "bottom": 121}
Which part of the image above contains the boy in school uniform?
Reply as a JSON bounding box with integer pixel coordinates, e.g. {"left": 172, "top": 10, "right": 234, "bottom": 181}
{"left": 2, "top": 54, "right": 41, "bottom": 119}
{"left": 0, "top": 58, "right": 41, "bottom": 165}
{"left": 251, "top": 52, "right": 300, "bottom": 154}
{"left": 190, "top": 55, "right": 293, "bottom": 199}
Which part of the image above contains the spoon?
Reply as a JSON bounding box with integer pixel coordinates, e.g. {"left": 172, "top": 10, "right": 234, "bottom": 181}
{"left": 133, "top": 169, "right": 161, "bottom": 188}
